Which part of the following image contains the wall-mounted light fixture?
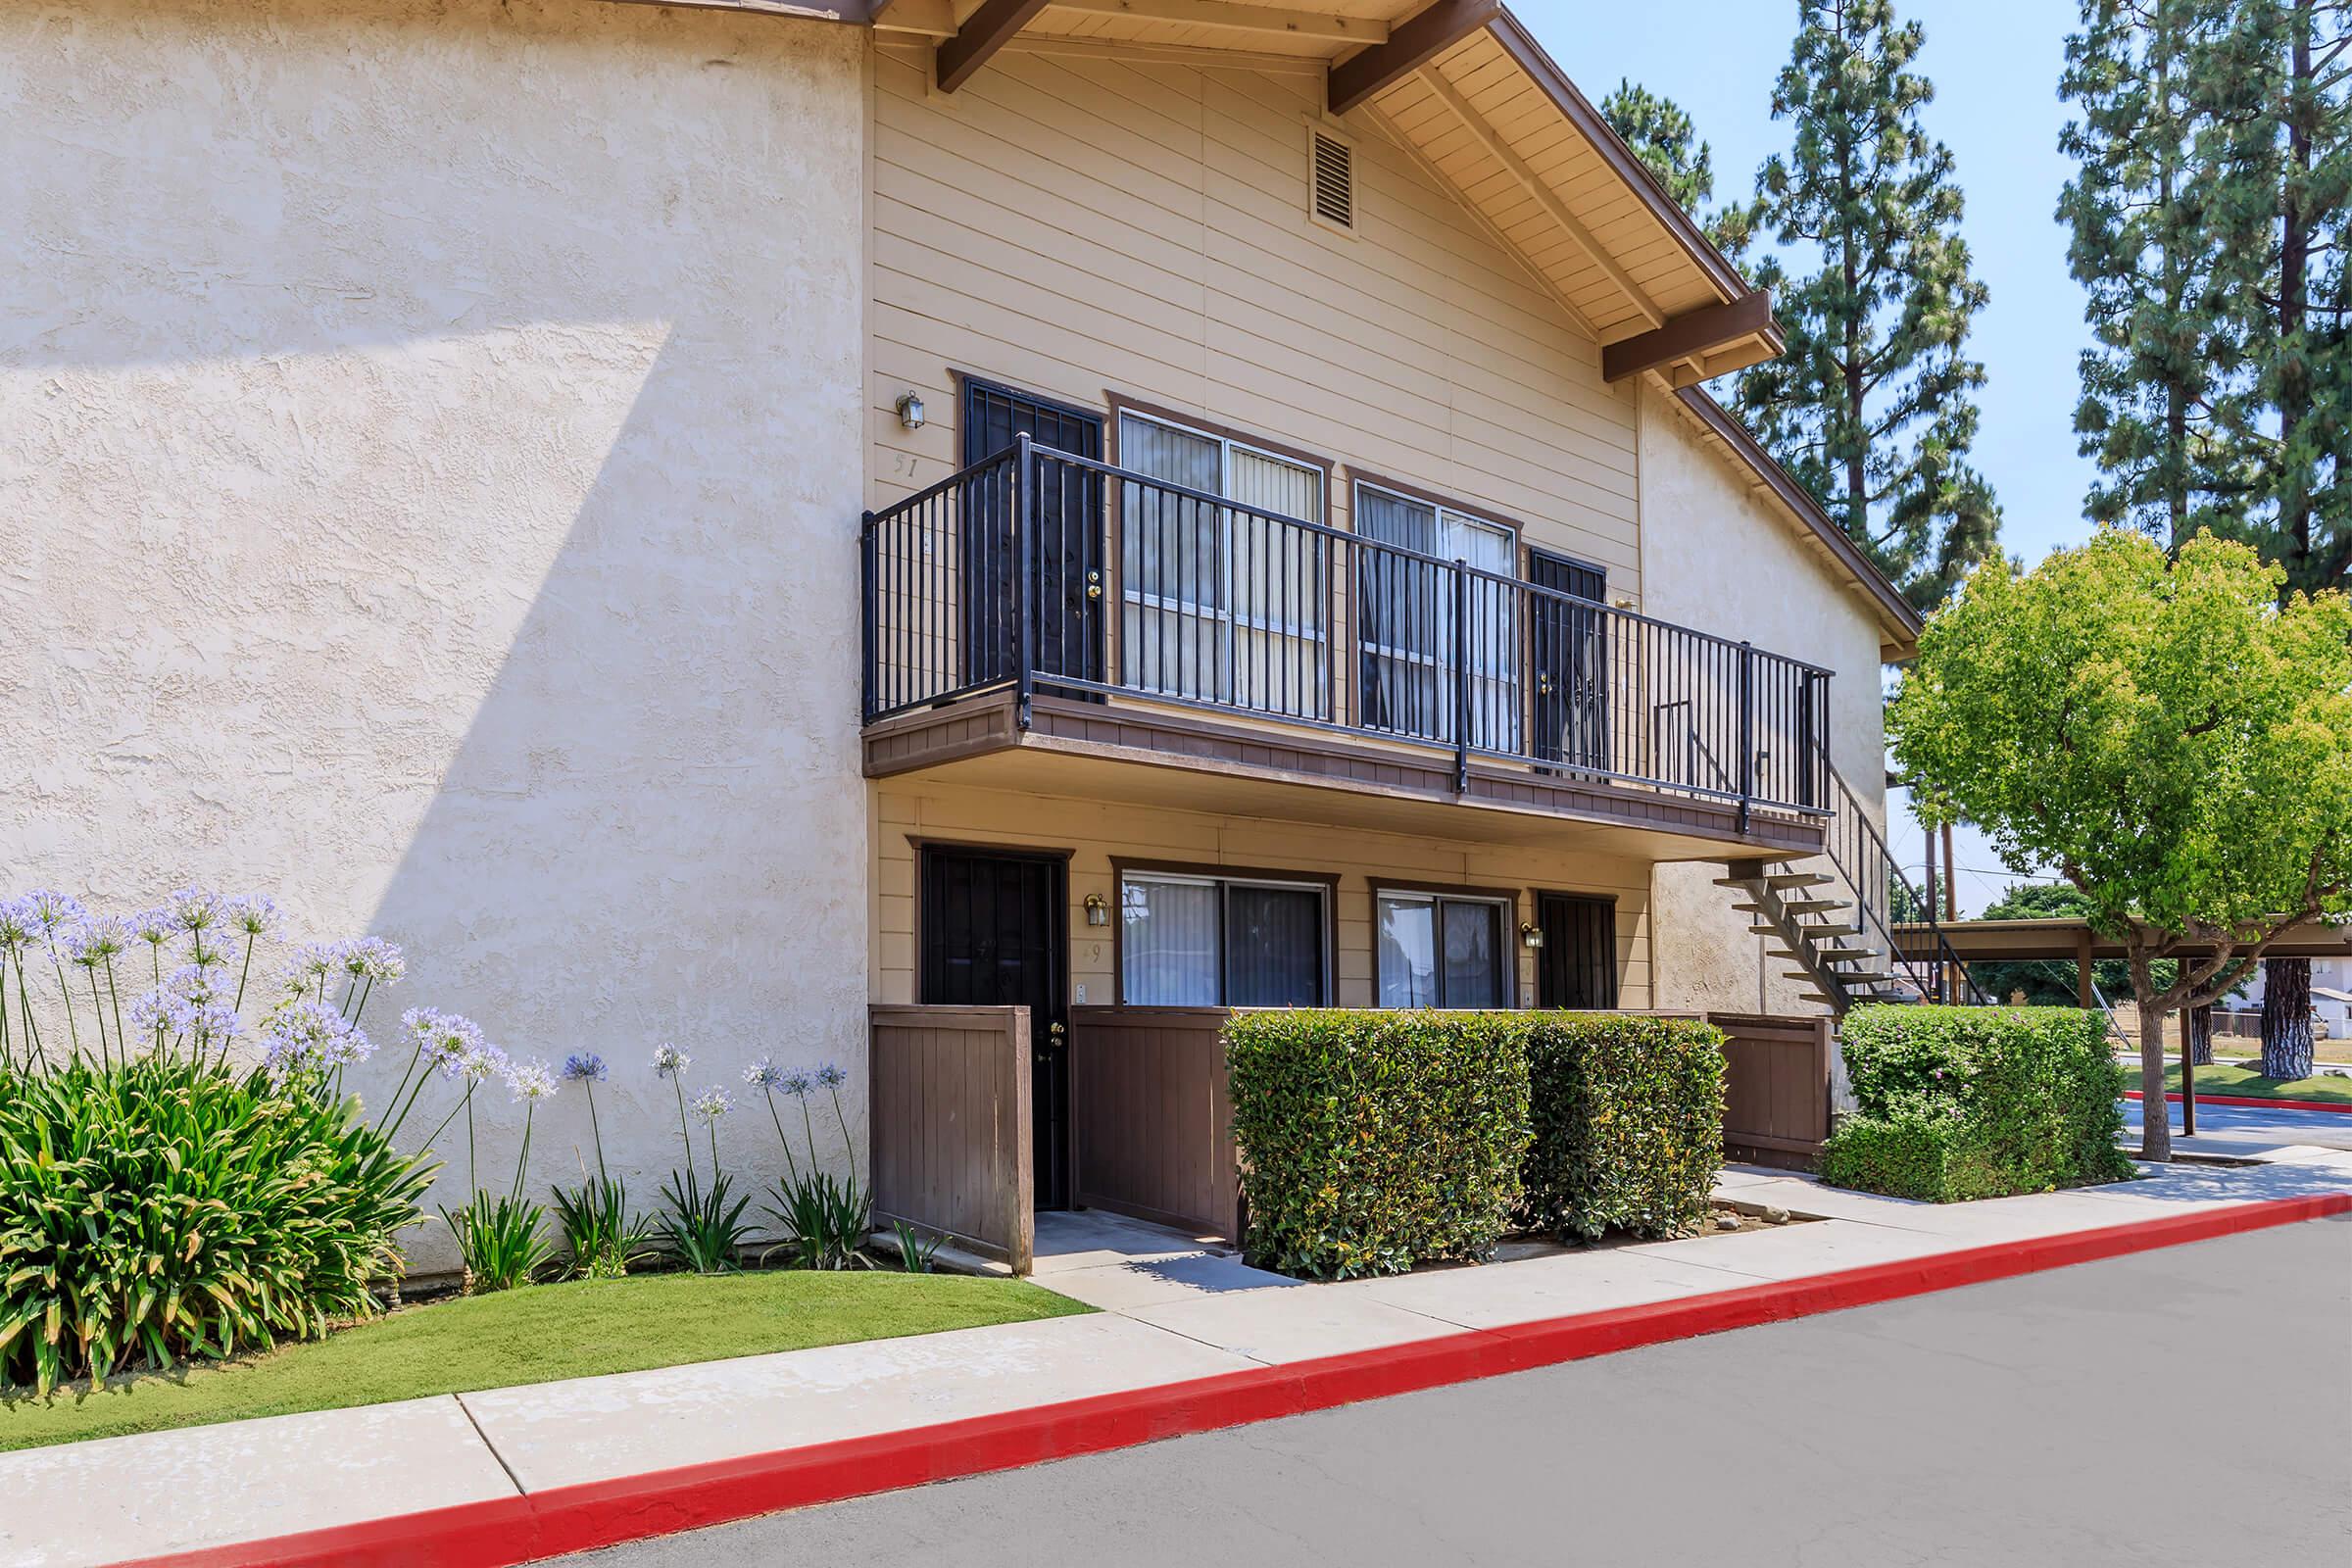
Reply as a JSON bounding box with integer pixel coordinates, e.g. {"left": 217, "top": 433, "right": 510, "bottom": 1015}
{"left": 895, "top": 391, "right": 926, "bottom": 430}
{"left": 1084, "top": 893, "right": 1108, "bottom": 927}
{"left": 1519, "top": 922, "right": 1544, "bottom": 950}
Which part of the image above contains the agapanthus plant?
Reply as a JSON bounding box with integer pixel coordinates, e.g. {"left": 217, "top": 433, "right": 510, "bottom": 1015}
{"left": 753, "top": 1058, "right": 871, "bottom": 1270}
{"left": 653, "top": 1045, "right": 757, "bottom": 1274}
{"left": 548, "top": 1051, "right": 649, "bottom": 1279}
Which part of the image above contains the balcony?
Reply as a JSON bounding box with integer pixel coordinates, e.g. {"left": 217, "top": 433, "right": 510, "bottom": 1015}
{"left": 860, "top": 439, "right": 1836, "bottom": 860}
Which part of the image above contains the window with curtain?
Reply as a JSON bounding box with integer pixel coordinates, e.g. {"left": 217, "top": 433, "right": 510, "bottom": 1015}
{"left": 1353, "top": 485, "right": 1519, "bottom": 752}
{"left": 1118, "top": 413, "right": 1327, "bottom": 717}
{"left": 1122, "top": 872, "right": 1327, "bottom": 1006}
{"left": 1376, "top": 891, "right": 1508, "bottom": 1008}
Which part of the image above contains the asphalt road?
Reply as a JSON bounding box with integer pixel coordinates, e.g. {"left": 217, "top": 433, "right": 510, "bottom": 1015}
{"left": 555, "top": 1218, "right": 2352, "bottom": 1568}
{"left": 2123, "top": 1096, "right": 2352, "bottom": 1152}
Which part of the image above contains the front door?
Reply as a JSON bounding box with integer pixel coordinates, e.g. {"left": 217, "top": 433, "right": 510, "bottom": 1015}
{"left": 1537, "top": 892, "right": 1619, "bottom": 1008}
{"left": 961, "top": 378, "right": 1105, "bottom": 697}
{"left": 918, "top": 847, "right": 1071, "bottom": 1208}
{"left": 1528, "top": 549, "right": 1608, "bottom": 773}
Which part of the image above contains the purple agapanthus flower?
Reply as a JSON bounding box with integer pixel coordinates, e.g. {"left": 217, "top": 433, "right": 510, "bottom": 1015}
{"left": 690, "top": 1087, "right": 733, "bottom": 1121}
{"left": 163, "top": 886, "right": 220, "bottom": 935}
{"left": 563, "top": 1051, "right": 609, "bottom": 1084}
{"left": 652, "top": 1042, "right": 690, "bottom": 1078}
{"left": 224, "top": 894, "right": 281, "bottom": 938}
{"left": 779, "top": 1069, "right": 814, "bottom": 1100}
{"left": 24, "top": 889, "right": 86, "bottom": 939}
{"left": 340, "top": 936, "right": 406, "bottom": 985}
{"left": 743, "top": 1057, "right": 785, "bottom": 1091}
{"left": 814, "top": 1063, "right": 848, "bottom": 1090}
{"left": 0, "top": 899, "right": 38, "bottom": 953}
{"left": 507, "top": 1058, "right": 558, "bottom": 1102}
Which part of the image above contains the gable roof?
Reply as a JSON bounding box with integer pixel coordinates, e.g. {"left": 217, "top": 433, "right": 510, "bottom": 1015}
{"left": 820, "top": 0, "right": 1910, "bottom": 645}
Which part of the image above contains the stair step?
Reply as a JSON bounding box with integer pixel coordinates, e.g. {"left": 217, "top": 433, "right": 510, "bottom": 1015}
{"left": 1712, "top": 871, "right": 1836, "bottom": 891}
{"left": 1817, "top": 947, "right": 1885, "bottom": 961}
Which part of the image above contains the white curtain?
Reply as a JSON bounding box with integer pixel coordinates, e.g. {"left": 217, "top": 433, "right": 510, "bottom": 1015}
{"left": 1120, "top": 416, "right": 1225, "bottom": 702}
{"left": 1356, "top": 491, "right": 1518, "bottom": 749}
{"left": 1121, "top": 876, "right": 1219, "bottom": 1005}
{"left": 1225, "top": 447, "right": 1327, "bottom": 716}
{"left": 1377, "top": 894, "right": 1438, "bottom": 1007}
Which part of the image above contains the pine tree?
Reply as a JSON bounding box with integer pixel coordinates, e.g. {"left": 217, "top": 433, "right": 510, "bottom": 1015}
{"left": 2190, "top": 0, "right": 2350, "bottom": 594}
{"left": 1599, "top": 80, "right": 1751, "bottom": 255}
{"left": 2057, "top": 0, "right": 2238, "bottom": 548}
{"left": 1733, "top": 1, "right": 2000, "bottom": 610}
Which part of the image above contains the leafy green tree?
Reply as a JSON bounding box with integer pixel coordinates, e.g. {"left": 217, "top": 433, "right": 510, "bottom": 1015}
{"left": 1968, "top": 882, "right": 2176, "bottom": 1005}
{"left": 1733, "top": 0, "right": 2000, "bottom": 610}
{"left": 1598, "top": 79, "right": 1752, "bottom": 255}
{"left": 1889, "top": 529, "right": 2352, "bottom": 1159}
{"left": 2191, "top": 0, "right": 2351, "bottom": 594}
{"left": 2059, "top": 0, "right": 2239, "bottom": 546}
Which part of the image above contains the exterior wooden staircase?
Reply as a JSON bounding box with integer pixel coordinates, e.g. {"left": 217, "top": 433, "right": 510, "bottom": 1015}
{"left": 1716, "top": 858, "right": 1906, "bottom": 1011}
{"left": 1715, "top": 764, "right": 1984, "bottom": 1014}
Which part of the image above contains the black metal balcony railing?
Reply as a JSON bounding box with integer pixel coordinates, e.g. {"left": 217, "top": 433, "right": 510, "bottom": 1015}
{"left": 862, "top": 437, "right": 1836, "bottom": 823}
{"left": 1820, "top": 764, "right": 1988, "bottom": 1004}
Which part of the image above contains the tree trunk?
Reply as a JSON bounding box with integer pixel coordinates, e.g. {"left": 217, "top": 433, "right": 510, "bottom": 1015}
{"left": 2137, "top": 997, "right": 2171, "bottom": 1162}
{"left": 2261, "top": 956, "right": 2315, "bottom": 1080}
{"left": 2187, "top": 1003, "right": 2213, "bottom": 1066}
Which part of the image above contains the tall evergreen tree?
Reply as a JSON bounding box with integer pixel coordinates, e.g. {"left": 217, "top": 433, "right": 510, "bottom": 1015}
{"left": 1599, "top": 79, "right": 1752, "bottom": 255}
{"left": 1734, "top": 1, "right": 2000, "bottom": 610}
{"left": 2059, "top": 1, "right": 2239, "bottom": 548}
{"left": 2190, "top": 0, "right": 2350, "bottom": 594}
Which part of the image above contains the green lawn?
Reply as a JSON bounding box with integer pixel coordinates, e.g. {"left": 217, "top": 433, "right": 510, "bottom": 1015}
{"left": 0, "top": 1270, "right": 1090, "bottom": 1453}
{"left": 2124, "top": 1061, "right": 2352, "bottom": 1107}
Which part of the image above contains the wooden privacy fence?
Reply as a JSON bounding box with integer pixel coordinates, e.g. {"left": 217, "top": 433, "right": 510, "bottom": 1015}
{"left": 1069, "top": 1006, "right": 1241, "bottom": 1242}
{"left": 1710, "top": 1010, "right": 1834, "bottom": 1165}
{"left": 868, "top": 1004, "right": 1033, "bottom": 1274}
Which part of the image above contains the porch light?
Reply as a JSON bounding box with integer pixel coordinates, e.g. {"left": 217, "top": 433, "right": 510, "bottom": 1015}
{"left": 895, "top": 391, "right": 926, "bottom": 430}
{"left": 1084, "top": 893, "right": 1108, "bottom": 927}
{"left": 1520, "top": 922, "right": 1544, "bottom": 950}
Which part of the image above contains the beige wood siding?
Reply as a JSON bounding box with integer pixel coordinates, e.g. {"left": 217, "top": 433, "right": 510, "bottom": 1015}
{"left": 867, "top": 42, "right": 1642, "bottom": 594}
{"left": 873, "top": 779, "right": 1653, "bottom": 1010}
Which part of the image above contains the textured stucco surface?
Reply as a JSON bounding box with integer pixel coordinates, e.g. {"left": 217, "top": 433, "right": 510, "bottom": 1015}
{"left": 1637, "top": 386, "right": 1890, "bottom": 1016}
{"left": 1, "top": 0, "right": 869, "bottom": 1267}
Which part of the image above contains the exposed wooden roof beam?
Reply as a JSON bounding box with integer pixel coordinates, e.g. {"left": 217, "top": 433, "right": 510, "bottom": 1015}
{"left": 1601, "top": 291, "right": 1777, "bottom": 382}
{"left": 1414, "top": 55, "right": 1664, "bottom": 329}
{"left": 1050, "top": 0, "right": 1388, "bottom": 44}
{"left": 1363, "top": 100, "right": 1596, "bottom": 338}
{"left": 1327, "top": 0, "right": 1497, "bottom": 116}
{"left": 937, "top": 0, "right": 1057, "bottom": 90}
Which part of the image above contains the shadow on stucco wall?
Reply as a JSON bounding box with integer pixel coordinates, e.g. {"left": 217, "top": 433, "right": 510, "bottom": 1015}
{"left": 0, "top": 0, "right": 872, "bottom": 1270}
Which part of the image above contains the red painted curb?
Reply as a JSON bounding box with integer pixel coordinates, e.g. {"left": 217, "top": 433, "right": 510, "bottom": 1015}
{"left": 2124, "top": 1089, "right": 2352, "bottom": 1114}
{"left": 117, "top": 1191, "right": 2352, "bottom": 1568}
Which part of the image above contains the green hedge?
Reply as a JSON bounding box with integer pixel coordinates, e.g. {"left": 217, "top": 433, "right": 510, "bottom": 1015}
{"left": 1519, "top": 1013, "right": 1726, "bottom": 1242}
{"left": 1225, "top": 1011, "right": 1530, "bottom": 1279}
{"left": 1223, "top": 1010, "right": 1727, "bottom": 1278}
{"left": 1819, "top": 1005, "right": 2135, "bottom": 1202}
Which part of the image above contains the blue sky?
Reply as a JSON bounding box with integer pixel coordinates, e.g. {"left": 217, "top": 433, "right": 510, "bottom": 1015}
{"left": 1517, "top": 0, "right": 2096, "bottom": 913}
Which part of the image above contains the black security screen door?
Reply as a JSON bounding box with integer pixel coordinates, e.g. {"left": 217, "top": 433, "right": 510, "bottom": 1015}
{"left": 961, "top": 378, "right": 1105, "bottom": 697}
{"left": 919, "top": 847, "right": 1071, "bottom": 1208}
{"left": 1529, "top": 549, "right": 1608, "bottom": 773}
{"left": 1538, "top": 893, "right": 1619, "bottom": 1009}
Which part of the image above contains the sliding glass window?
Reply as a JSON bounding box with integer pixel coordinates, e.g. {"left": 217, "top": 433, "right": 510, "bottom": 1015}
{"left": 1353, "top": 484, "right": 1520, "bottom": 752}
{"left": 1375, "top": 891, "right": 1509, "bottom": 1008}
{"left": 1121, "top": 872, "right": 1327, "bottom": 1007}
{"left": 1117, "top": 413, "right": 1328, "bottom": 719}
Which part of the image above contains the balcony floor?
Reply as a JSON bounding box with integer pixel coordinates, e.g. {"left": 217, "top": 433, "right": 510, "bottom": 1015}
{"left": 863, "top": 690, "right": 1827, "bottom": 862}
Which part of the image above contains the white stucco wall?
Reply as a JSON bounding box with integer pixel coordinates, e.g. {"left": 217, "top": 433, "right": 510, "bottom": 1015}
{"left": 1, "top": 0, "right": 869, "bottom": 1269}
{"left": 1636, "top": 386, "right": 1891, "bottom": 1016}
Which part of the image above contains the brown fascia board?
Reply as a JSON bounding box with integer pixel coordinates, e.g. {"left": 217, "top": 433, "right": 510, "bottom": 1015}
{"left": 1328, "top": 0, "right": 1503, "bottom": 116}
{"left": 1485, "top": 7, "right": 1754, "bottom": 307}
{"left": 1673, "top": 386, "right": 1925, "bottom": 656}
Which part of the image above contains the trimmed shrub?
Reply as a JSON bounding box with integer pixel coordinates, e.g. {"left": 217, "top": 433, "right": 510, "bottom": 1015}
{"left": 1820, "top": 1005, "right": 2135, "bottom": 1202}
{"left": 0, "top": 1056, "right": 432, "bottom": 1396}
{"left": 1519, "top": 1013, "right": 1727, "bottom": 1241}
{"left": 1224, "top": 1010, "right": 1530, "bottom": 1279}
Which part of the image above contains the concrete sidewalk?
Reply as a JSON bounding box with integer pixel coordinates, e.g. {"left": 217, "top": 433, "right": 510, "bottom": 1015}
{"left": 8, "top": 1152, "right": 2352, "bottom": 1568}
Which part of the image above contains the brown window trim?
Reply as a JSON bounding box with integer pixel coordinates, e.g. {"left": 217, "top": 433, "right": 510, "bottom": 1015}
{"left": 1110, "top": 857, "right": 1341, "bottom": 1008}
{"left": 1371, "top": 879, "right": 1527, "bottom": 1009}
{"left": 1347, "top": 467, "right": 1530, "bottom": 556}
{"left": 1105, "top": 393, "right": 1339, "bottom": 493}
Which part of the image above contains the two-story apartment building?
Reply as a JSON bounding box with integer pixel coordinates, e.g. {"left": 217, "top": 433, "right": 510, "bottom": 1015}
{"left": 5, "top": 0, "right": 1923, "bottom": 1264}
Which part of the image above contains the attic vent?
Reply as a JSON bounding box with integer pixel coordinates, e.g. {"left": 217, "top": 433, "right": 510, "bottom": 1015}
{"left": 1310, "top": 129, "right": 1353, "bottom": 229}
